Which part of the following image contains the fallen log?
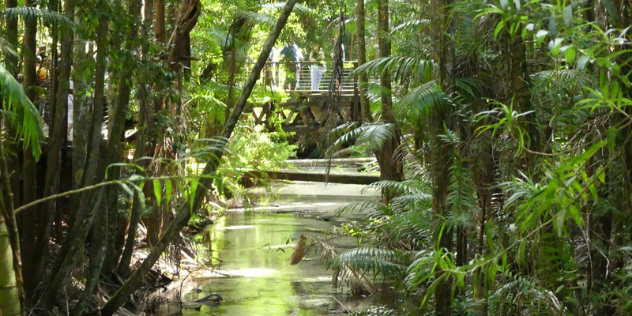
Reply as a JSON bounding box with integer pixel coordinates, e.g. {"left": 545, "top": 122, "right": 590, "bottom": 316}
{"left": 242, "top": 169, "right": 379, "bottom": 185}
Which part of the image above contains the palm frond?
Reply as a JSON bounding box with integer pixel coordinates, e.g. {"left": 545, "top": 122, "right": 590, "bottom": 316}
{"left": 238, "top": 10, "right": 276, "bottom": 25}
{"left": 354, "top": 56, "right": 436, "bottom": 84}
{"left": 260, "top": 2, "right": 314, "bottom": 14}
{"left": 0, "top": 64, "right": 43, "bottom": 159}
{"left": 3, "top": 7, "right": 74, "bottom": 28}
{"left": 0, "top": 37, "right": 18, "bottom": 58}
{"left": 330, "top": 247, "right": 407, "bottom": 280}
{"left": 397, "top": 81, "right": 448, "bottom": 121}
{"left": 326, "top": 122, "right": 396, "bottom": 155}
{"left": 335, "top": 201, "right": 389, "bottom": 217}
{"left": 390, "top": 19, "right": 430, "bottom": 34}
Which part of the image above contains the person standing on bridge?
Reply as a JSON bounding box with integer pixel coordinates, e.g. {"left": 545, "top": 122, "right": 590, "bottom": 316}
{"left": 309, "top": 45, "right": 326, "bottom": 91}
{"left": 280, "top": 41, "right": 302, "bottom": 92}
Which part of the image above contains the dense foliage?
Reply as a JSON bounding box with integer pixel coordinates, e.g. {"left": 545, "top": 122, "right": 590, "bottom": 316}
{"left": 1, "top": 0, "right": 632, "bottom": 315}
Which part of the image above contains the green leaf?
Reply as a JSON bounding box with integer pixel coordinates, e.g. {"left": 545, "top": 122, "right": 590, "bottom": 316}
{"left": 119, "top": 182, "right": 133, "bottom": 197}
{"left": 494, "top": 21, "right": 505, "bottom": 39}
{"left": 548, "top": 38, "right": 564, "bottom": 57}
{"left": 548, "top": 12, "right": 557, "bottom": 37}
{"left": 0, "top": 64, "right": 43, "bottom": 160}
{"left": 563, "top": 5, "right": 573, "bottom": 28}
{"left": 556, "top": 209, "right": 565, "bottom": 237}
{"left": 536, "top": 30, "right": 548, "bottom": 46}
{"left": 564, "top": 47, "right": 576, "bottom": 65}
{"left": 153, "top": 179, "right": 162, "bottom": 207}
{"left": 189, "top": 177, "right": 199, "bottom": 211}
{"left": 577, "top": 55, "right": 590, "bottom": 70}
{"left": 165, "top": 179, "right": 173, "bottom": 206}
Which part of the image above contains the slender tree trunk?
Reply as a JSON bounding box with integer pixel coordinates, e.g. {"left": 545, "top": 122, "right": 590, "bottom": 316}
{"left": 71, "top": 190, "right": 107, "bottom": 315}
{"left": 432, "top": 0, "right": 455, "bottom": 314}
{"left": 118, "top": 0, "right": 154, "bottom": 278}
{"left": 4, "top": 0, "right": 22, "bottom": 257}
{"left": 71, "top": 5, "right": 91, "bottom": 212}
{"left": 0, "top": 137, "right": 24, "bottom": 316}
{"left": 0, "top": 214, "right": 20, "bottom": 316}
{"left": 355, "top": 0, "right": 372, "bottom": 122}
{"left": 154, "top": 0, "right": 166, "bottom": 43}
{"left": 101, "top": 2, "right": 296, "bottom": 313}
{"left": 375, "top": 0, "right": 403, "bottom": 185}
{"left": 41, "top": 0, "right": 112, "bottom": 306}
{"left": 36, "top": 0, "right": 74, "bottom": 292}
{"left": 20, "top": 0, "right": 39, "bottom": 296}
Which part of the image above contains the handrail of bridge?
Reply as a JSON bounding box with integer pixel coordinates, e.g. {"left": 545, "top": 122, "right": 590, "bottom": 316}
{"left": 248, "top": 61, "right": 359, "bottom": 94}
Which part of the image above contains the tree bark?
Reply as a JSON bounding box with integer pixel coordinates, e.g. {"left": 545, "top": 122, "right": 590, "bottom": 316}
{"left": 36, "top": 0, "right": 74, "bottom": 293}
{"left": 40, "top": 0, "right": 112, "bottom": 306}
{"left": 375, "top": 0, "right": 403, "bottom": 186}
{"left": 432, "top": 0, "right": 455, "bottom": 314}
{"left": 154, "top": 0, "right": 166, "bottom": 43}
{"left": 118, "top": 0, "right": 154, "bottom": 278}
{"left": 355, "top": 0, "right": 372, "bottom": 122}
{"left": 20, "top": 0, "right": 39, "bottom": 296}
{"left": 0, "top": 136, "right": 25, "bottom": 316}
{"left": 100, "top": 2, "right": 297, "bottom": 313}
{"left": 0, "top": 214, "right": 20, "bottom": 316}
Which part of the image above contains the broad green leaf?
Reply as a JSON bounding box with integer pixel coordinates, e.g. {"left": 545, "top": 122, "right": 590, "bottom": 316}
{"left": 562, "top": 5, "right": 572, "bottom": 27}
{"left": 165, "top": 179, "right": 173, "bottom": 206}
{"left": 189, "top": 177, "right": 200, "bottom": 211}
{"left": 564, "top": 47, "right": 576, "bottom": 65}
{"left": 548, "top": 38, "right": 564, "bottom": 57}
{"left": 153, "top": 179, "right": 162, "bottom": 207}
{"left": 577, "top": 55, "right": 590, "bottom": 70}
{"left": 494, "top": 21, "right": 505, "bottom": 39}
{"left": 536, "top": 30, "right": 548, "bottom": 46}
{"left": 556, "top": 209, "right": 565, "bottom": 237}
{"left": 548, "top": 12, "right": 557, "bottom": 36}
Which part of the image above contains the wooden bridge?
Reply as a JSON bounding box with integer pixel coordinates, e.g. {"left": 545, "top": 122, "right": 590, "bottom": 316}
{"left": 247, "top": 61, "right": 361, "bottom": 135}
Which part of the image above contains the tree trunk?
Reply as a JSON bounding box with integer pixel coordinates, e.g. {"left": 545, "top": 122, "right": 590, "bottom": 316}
{"left": 41, "top": 0, "right": 112, "bottom": 306}
{"left": 100, "top": 2, "right": 297, "bottom": 313}
{"left": 375, "top": 0, "right": 403, "bottom": 185}
{"left": 154, "top": 0, "right": 166, "bottom": 43}
{"left": 36, "top": 0, "right": 74, "bottom": 291}
{"left": 71, "top": 9, "right": 92, "bottom": 212}
{"left": 432, "top": 0, "right": 455, "bottom": 314}
{"left": 0, "top": 136, "right": 24, "bottom": 316}
{"left": 0, "top": 215, "right": 20, "bottom": 316}
{"left": 20, "top": 0, "right": 39, "bottom": 296}
{"left": 71, "top": 190, "right": 107, "bottom": 315}
{"left": 118, "top": 0, "right": 154, "bottom": 278}
{"left": 355, "top": 0, "right": 372, "bottom": 122}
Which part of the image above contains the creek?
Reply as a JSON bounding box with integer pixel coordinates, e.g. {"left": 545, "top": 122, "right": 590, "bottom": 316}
{"left": 155, "top": 181, "right": 398, "bottom": 315}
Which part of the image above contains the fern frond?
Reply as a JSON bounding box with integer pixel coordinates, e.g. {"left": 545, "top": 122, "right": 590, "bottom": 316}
{"left": 334, "top": 201, "right": 388, "bottom": 217}
{"left": 397, "top": 81, "right": 448, "bottom": 121}
{"left": 3, "top": 7, "right": 74, "bottom": 27}
{"left": 0, "top": 64, "right": 43, "bottom": 159}
{"left": 238, "top": 10, "right": 275, "bottom": 25}
{"left": 390, "top": 19, "right": 430, "bottom": 34}
{"left": 355, "top": 56, "right": 436, "bottom": 84}
{"left": 326, "top": 122, "right": 396, "bottom": 155}
{"left": 330, "top": 248, "right": 406, "bottom": 280}
{"left": 260, "top": 2, "right": 314, "bottom": 14}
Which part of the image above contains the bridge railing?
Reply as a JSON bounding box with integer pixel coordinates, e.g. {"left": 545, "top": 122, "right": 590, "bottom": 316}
{"left": 250, "top": 61, "right": 358, "bottom": 95}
